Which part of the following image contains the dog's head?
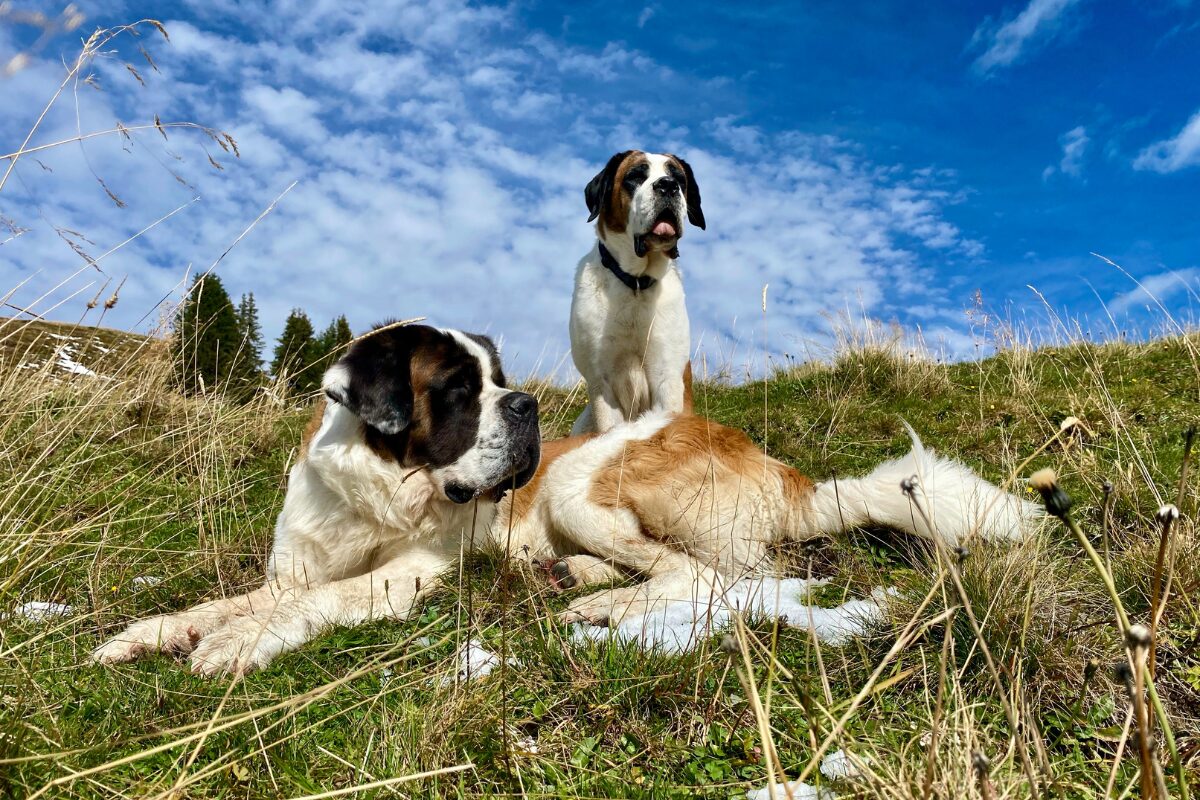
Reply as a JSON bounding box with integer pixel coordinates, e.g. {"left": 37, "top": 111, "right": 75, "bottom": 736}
{"left": 323, "top": 323, "right": 540, "bottom": 504}
{"left": 585, "top": 150, "right": 705, "bottom": 258}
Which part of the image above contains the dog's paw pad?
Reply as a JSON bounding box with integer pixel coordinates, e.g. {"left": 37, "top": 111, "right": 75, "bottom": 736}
{"left": 549, "top": 560, "right": 576, "bottom": 590}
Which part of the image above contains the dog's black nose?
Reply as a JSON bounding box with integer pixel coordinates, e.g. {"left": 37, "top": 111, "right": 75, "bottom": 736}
{"left": 653, "top": 176, "right": 678, "bottom": 195}
{"left": 501, "top": 391, "right": 537, "bottom": 421}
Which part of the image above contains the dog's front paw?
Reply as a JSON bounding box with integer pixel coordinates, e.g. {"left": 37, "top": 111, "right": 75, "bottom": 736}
{"left": 189, "top": 618, "right": 279, "bottom": 677}
{"left": 92, "top": 615, "right": 201, "bottom": 665}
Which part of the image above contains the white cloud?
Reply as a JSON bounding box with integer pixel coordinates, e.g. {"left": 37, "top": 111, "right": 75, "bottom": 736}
{"left": 1133, "top": 109, "right": 1200, "bottom": 173}
{"left": 242, "top": 86, "right": 327, "bottom": 142}
{"left": 1107, "top": 267, "right": 1200, "bottom": 315}
{"left": 637, "top": 7, "right": 655, "bottom": 28}
{"left": 0, "top": 1, "right": 988, "bottom": 379}
{"left": 970, "top": 0, "right": 1082, "bottom": 75}
{"left": 1044, "top": 125, "right": 1089, "bottom": 179}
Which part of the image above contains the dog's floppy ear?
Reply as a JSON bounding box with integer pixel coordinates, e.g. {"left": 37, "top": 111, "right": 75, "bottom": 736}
{"left": 585, "top": 150, "right": 632, "bottom": 223}
{"left": 323, "top": 328, "right": 415, "bottom": 435}
{"left": 671, "top": 155, "right": 705, "bottom": 230}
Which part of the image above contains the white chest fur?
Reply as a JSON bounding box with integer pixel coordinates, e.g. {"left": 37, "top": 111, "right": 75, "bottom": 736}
{"left": 569, "top": 248, "right": 690, "bottom": 434}
{"left": 269, "top": 403, "right": 482, "bottom": 585}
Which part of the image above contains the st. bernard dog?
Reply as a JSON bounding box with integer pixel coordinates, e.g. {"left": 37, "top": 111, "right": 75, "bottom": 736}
{"left": 569, "top": 150, "right": 704, "bottom": 435}
{"left": 94, "top": 323, "right": 1038, "bottom": 676}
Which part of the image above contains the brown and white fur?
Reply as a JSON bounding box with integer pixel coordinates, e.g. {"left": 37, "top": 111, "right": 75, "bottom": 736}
{"left": 569, "top": 150, "right": 705, "bottom": 436}
{"left": 93, "top": 324, "right": 540, "bottom": 675}
{"left": 94, "top": 325, "right": 1038, "bottom": 675}
{"left": 504, "top": 408, "right": 1039, "bottom": 626}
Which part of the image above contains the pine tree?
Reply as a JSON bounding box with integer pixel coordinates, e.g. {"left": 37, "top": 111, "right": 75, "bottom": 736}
{"left": 235, "top": 292, "right": 266, "bottom": 372}
{"left": 313, "top": 315, "right": 353, "bottom": 373}
{"left": 173, "top": 274, "right": 254, "bottom": 399}
{"left": 271, "top": 309, "right": 318, "bottom": 396}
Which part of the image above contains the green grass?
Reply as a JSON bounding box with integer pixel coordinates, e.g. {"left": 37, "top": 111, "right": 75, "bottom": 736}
{"left": 1, "top": 325, "right": 1198, "bottom": 799}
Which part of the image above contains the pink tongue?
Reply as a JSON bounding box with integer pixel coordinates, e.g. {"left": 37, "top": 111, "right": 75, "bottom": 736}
{"left": 652, "top": 220, "right": 676, "bottom": 237}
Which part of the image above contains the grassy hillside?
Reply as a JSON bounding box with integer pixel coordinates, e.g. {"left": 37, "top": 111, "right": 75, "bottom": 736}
{"left": 0, "top": 317, "right": 153, "bottom": 380}
{"left": 0, "top": 326, "right": 1197, "bottom": 799}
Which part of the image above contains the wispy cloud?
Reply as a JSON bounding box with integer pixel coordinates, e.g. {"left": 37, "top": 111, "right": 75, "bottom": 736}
{"left": 1043, "top": 125, "right": 1090, "bottom": 179}
{"left": 970, "top": 0, "right": 1083, "bottom": 76}
{"left": 1107, "top": 267, "right": 1200, "bottom": 314}
{"left": 637, "top": 6, "right": 655, "bottom": 28}
{"left": 1133, "top": 109, "right": 1200, "bottom": 173}
{"left": 0, "top": 1, "right": 987, "bottom": 376}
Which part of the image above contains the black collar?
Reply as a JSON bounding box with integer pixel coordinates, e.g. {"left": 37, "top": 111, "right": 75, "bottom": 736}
{"left": 598, "top": 242, "right": 656, "bottom": 292}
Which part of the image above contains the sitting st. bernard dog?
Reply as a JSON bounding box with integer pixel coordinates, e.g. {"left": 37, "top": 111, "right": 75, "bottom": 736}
{"left": 570, "top": 150, "right": 705, "bottom": 435}
{"left": 94, "top": 323, "right": 1037, "bottom": 676}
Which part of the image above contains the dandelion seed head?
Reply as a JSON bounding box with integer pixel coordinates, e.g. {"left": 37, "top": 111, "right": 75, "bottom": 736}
{"left": 1124, "top": 623, "right": 1152, "bottom": 651}
{"left": 1155, "top": 504, "right": 1179, "bottom": 525}
{"left": 1028, "top": 468, "right": 1058, "bottom": 491}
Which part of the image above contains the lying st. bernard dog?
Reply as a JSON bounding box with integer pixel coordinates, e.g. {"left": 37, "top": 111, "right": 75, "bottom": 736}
{"left": 570, "top": 150, "right": 705, "bottom": 435}
{"left": 94, "top": 323, "right": 1037, "bottom": 676}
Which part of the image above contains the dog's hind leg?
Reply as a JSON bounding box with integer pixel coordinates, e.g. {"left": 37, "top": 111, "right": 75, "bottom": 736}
{"left": 549, "top": 492, "right": 698, "bottom": 578}
{"left": 561, "top": 567, "right": 721, "bottom": 627}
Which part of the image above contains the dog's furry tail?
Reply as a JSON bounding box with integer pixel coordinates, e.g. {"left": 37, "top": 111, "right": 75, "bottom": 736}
{"left": 802, "top": 422, "right": 1042, "bottom": 546}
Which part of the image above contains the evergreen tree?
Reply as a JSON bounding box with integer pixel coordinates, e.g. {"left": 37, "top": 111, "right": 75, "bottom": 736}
{"left": 271, "top": 309, "right": 318, "bottom": 395}
{"left": 173, "top": 274, "right": 256, "bottom": 400}
{"left": 234, "top": 292, "right": 266, "bottom": 372}
{"left": 313, "top": 315, "right": 353, "bottom": 372}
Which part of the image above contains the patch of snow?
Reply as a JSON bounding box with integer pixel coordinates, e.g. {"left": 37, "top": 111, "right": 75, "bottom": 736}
{"left": 439, "top": 639, "right": 516, "bottom": 686}
{"left": 745, "top": 780, "right": 833, "bottom": 800}
{"left": 45, "top": 341, "right": 108, "bottom": 379}
{"left": 47, "top": 333, "right": 78, "bottom": 342}
{"left": 820, "top": 749, "right": 867, "bottom": 780}
{"left": 572, "top": 577, "right": 892, "bottom": 654}
{"left": 56, "top": 353, "right": 98, "bottom": 377}
{"left": 4, "top": 601, "right": 74, "bottom": 622}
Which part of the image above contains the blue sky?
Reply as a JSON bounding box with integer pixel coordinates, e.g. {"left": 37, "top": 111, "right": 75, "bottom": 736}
{"left": 1, "top": 0, "right": 1198, "bottom": 378}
